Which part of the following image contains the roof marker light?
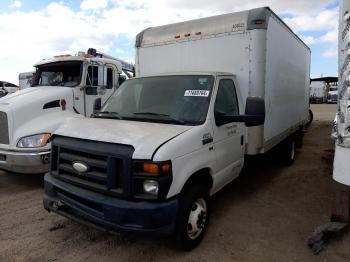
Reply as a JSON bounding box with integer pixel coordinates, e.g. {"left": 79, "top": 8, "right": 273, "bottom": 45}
{"left": 54, "top": 54, "right": 71, "bottom": 58}
{"left": 174, "top": 35, "right": 180, "bottom": 39}
{"left": 195, "top": 32, "right": 202, "bottom": 36}
{"left": 184, "top": 33, "right": 191, "bottom": 37}
{"left": 254, "top": 19, "right": 265, "bottom": 25}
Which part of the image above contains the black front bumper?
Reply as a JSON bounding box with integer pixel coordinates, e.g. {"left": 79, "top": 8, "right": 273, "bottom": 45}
{"left": 44, "top": 173, "right": 178, "bottom": 235}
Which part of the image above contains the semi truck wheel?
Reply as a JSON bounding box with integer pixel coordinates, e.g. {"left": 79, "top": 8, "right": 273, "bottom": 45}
{"left": 175, "top": 184, "right": 210, "bottom": 251}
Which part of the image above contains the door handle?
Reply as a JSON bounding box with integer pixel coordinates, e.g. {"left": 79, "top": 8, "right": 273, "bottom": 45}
{"left": 241, "top": 136, "right": 244, "bottom": 146}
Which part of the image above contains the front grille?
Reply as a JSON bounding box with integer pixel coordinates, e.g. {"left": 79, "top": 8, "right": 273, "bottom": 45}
{"left": 51, "top": 136, "right": 134, "bottom": 199}
{"left": 0, "top": 111, "right": 9, "bottom": 144}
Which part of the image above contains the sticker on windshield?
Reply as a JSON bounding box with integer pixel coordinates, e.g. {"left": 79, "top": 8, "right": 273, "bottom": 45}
{"left": 184, "top": 90, "right": 210, "bottom": 97}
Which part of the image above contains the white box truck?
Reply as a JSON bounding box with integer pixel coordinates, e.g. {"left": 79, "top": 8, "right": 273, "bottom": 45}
{"left": 0, "top": 48, "right": 134, "bottom": 174}
{"left": 43, "top": 7, "right": 310, "bottom": 250}
{"left": 333, "top": 0, "right": 350, "bottom": 185}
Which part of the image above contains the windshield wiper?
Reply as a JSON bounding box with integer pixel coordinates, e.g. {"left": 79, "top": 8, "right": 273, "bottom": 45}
{"left": 93, "top": 111, "right": 123, "bottom": 119}
{"left": 133, "top": 112, "right": 186, "bottom": 124}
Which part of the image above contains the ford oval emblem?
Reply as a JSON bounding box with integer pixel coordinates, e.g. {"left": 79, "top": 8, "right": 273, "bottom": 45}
{"left": 72, "top": 161, "right": 89, "bottom": 173}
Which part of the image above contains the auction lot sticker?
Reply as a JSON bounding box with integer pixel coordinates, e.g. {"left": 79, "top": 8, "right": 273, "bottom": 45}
{"left": 184, "top": 90, "right": 210, "bottom": 97}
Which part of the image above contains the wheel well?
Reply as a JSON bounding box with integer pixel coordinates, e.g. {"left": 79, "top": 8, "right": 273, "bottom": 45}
{"left": 181, "top": 168, "right": 213, "bottom": 194}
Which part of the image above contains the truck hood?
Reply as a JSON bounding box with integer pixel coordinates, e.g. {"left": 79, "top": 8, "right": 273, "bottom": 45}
{"left": 0, "top": 86, "right": 74, "bottom": 146}
{"left": 56, "top": 117, "right": 193, "bottom": 159}
{"left": 0, "top": 86, "right": 70, "bottom": 105}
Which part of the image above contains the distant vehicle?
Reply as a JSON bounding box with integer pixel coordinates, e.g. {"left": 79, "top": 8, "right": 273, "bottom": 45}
{"left": 0, "top": 81, "right": 19, "bottom": 98}
{"left": 18, "top": 72, "right": 34, "bottom": 90}
{"left": 310, "top": 81, "right": 326, "bottom": 103}
{"left": 43, "top": 7, "right": 311, "bottom": 250}
{"left": 310, "top": 76, "right": 338, "bottom": 104}
{"left": 0, "top": 48, "right": 134, "bottom": 174}
{"left": 327, "top": 85, "right": 338, "bottom": 103}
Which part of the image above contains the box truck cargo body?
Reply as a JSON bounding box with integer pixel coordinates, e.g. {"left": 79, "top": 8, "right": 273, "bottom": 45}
{"left": 44, "top": 7, "right": 310, "bottom": 250}
{"left": 136, "top": 7, "right": 310, "bottom": 154}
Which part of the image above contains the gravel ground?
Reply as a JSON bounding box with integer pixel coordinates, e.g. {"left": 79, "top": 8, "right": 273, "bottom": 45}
{"left": 1, "top": 104, "right": 349, "bottom": 262}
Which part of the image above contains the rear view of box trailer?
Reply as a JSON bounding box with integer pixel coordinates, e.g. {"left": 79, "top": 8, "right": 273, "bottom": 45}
{"left": 135, "top": 7, "right": 311, "bottom": 155}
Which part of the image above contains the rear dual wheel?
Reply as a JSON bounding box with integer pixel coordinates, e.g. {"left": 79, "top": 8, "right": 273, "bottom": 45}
{"left": 282, "top": 138, "right": 296, "bottom": 166}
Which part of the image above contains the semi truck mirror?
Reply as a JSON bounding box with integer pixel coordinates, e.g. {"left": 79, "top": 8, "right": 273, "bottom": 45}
{"left": 93, "top": 98, "right": 102, "bottom": 114}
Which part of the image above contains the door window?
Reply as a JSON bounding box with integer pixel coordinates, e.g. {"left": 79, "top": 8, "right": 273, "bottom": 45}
{"left": 214, "top": 79, "right": 239, "bottom": 117}
{"left": 106, "top": 68, "right": 113, "bottom": 89}
{"left": 86, "top": 66, "right": 98, "bottom": 95}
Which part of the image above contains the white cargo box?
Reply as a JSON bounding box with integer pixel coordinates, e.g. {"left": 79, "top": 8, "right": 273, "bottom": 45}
{"left": 135, "top": 7, "right": 311, "bottom": 155}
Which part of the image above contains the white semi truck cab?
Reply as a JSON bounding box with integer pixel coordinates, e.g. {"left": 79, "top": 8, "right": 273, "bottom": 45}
{"left": 43, "top": 7, "right": 310, "bottom": 250}
{"left": 0, "top": 48, "right": 134, "bottom": 174}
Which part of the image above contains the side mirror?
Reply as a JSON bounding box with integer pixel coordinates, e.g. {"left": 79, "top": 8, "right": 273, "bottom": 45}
{"left": 214, "top": 97, "right": 265, "bottom": 127}
{"left": 119, "top": 75, "right": 126, "bottom": 86}
{"left": 244, "top": 97, "right": 265, "bottom": 127}
{"left": 93, "top": 98, "right": 102, "bottom": 114}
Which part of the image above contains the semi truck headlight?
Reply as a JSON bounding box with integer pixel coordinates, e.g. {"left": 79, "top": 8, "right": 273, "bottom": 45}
{"left": 17, "top": 133, "right": 51, "bottom": 148}
{"left": 143, "top": 180, "right": 159, "bottom": 195}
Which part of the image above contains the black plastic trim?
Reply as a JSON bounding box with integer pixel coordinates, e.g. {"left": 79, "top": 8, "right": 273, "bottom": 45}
{"left": 43, "top": 100, "right": 60, "bottom": 109}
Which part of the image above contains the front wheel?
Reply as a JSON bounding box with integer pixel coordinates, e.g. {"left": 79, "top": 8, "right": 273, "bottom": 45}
{"left": 175, "top": 185, "right": 210, "bottom": 251}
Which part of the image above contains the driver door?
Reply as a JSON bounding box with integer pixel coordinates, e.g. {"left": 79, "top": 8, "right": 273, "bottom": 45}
{"left": 212, "top": 77, "right": 245, "bottom": 190}
{"left": 84, "top": 65, "right": 116, "bottom": 116}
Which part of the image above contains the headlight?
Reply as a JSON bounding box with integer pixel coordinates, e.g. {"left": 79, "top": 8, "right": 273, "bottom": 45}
{"left": 143, "top": 180, "right": 159, "bottom": 195}
{"left": 17, "top": 133, "right": 51, "bottom": 148}
{"left": 133, "top": 160, "right": 172, "bottom": 200}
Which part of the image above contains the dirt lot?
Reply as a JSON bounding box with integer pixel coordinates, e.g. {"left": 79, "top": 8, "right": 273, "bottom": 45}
{"left": 1, "top": 104, "right": 350, "bottom": 262}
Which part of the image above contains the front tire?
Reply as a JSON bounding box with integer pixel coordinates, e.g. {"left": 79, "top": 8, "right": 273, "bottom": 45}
{"left": 175, "top": 185, "right": 210, "bottom": 251}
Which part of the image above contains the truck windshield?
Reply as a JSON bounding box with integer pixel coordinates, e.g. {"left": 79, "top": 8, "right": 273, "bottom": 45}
{"left": 33, "top": 62, "right": 82, "bottom": 87}
{"left": 97, "top": 75, "right": 214, "bottom": 125}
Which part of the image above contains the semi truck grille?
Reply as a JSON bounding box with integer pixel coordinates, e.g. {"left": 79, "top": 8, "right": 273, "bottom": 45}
{"left": 51, "top": 136, "right": 134, "bottom": 198}
{"left": 0, "top": 111, "right": 9, "bottom": 144}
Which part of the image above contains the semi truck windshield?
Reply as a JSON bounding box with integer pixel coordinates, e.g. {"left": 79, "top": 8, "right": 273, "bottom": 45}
{"left": 98, "top": 75, "right": 214, "bottom": 125}
{"left": 33, "top": 62, "right": 82, "bottom": 87}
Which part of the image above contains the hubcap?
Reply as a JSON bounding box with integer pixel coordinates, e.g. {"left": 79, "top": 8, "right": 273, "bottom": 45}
{"left": 187, "top": 198, "right": 207, "bottom": 240}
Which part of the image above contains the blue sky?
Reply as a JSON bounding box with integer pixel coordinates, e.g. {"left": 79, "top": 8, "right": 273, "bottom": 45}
{"left": 0, "top": 0, "right": 340, "bottom": 83}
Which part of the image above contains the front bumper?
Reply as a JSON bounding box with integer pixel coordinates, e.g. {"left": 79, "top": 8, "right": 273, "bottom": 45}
{"left": 0, "top": 148, "right": 50, "bottom": 174}
{"left": 43, "top": 173, "right": 178, "bottom": 235}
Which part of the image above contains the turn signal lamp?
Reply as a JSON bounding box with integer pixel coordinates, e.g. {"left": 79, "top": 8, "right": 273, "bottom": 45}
{"left": 142, "top": 162, "right": 172, "bottom": 175}
{"left": 143, "top": 163, "right": 159, "bottom": 174}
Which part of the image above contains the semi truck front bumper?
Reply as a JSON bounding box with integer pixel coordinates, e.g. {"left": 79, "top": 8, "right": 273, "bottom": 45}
{"left": 0, "top": 149, "right": 50, "bottom": 174}
{"left": 43, "top": 173, "right": 178, "bottom": 235}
